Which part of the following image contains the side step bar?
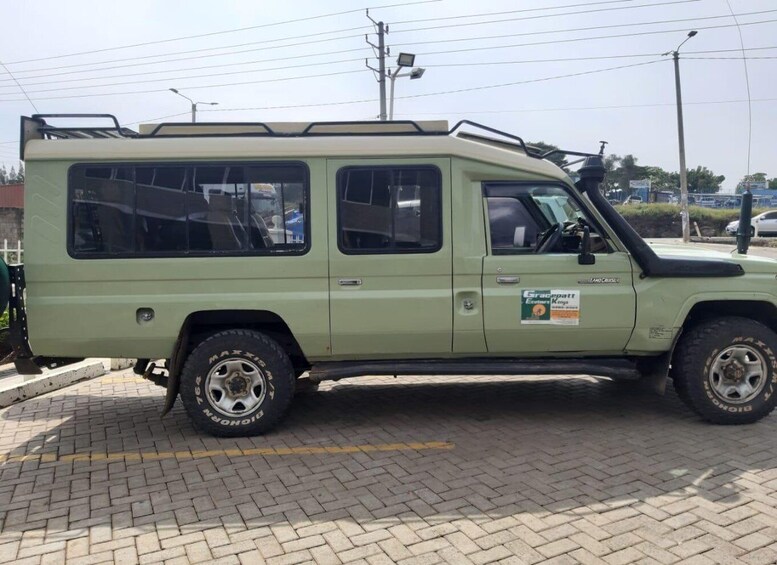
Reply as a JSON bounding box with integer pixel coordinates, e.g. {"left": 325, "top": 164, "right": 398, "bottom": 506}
{"left": 308, "top": 357, "right": 642, "bottom": 383}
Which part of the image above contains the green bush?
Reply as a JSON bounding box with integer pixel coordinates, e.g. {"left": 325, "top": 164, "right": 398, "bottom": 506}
{"left": 614, "top": 204, "right": 766, "bottom": 238}
{"left": 0, "top": 311, "right": 7, "bottom": 329}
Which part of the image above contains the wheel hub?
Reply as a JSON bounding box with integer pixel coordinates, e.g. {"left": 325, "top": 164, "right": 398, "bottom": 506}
{"left": 225, "top": 373, "right": 251, "bottom": 397}
{"left": 721, "top": 360, "right": 745, "bottom": 383}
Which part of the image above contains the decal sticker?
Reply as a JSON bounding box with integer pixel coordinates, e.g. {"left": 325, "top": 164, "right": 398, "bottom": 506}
{"left": 649, "top": 327, "right": 673, "bottom": 339}
{"left": 521, "top": 290, "right": 580, "bottom": 325}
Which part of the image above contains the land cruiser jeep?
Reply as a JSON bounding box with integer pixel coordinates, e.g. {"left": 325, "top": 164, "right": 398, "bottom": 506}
{"left": 5, "top": 115, "right": 777, "bottom": 437}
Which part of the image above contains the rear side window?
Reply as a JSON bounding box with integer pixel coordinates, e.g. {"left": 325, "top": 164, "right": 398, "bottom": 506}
{"left": 69, "top": 162, "right": 308, "bottom": 258}
{"left": 337, "top": 166, "right": 442, "bottom": 254}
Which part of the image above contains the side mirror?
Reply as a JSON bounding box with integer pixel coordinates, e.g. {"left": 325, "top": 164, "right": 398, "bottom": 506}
{"left": 578, "top": 226, "right": 596, "bottom": 265}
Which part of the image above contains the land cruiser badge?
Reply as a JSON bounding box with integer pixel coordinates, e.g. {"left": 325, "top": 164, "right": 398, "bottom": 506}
{"left": 521, "top": 290, "right": 580, "bottom": 325}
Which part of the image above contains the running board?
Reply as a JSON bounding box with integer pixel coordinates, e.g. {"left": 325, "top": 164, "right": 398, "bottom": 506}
{"left": 308, "top": 357, "right": 642, "bottom": 382}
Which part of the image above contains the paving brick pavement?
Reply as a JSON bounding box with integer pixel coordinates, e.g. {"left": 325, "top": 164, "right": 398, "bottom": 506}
{"left": 1, "top": 371, "right": 777, "bottom": 564}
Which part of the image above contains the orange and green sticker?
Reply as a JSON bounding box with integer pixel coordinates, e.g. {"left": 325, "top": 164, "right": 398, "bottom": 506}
{"left": 521, "top": 290, "right": 580, "bottom": 325}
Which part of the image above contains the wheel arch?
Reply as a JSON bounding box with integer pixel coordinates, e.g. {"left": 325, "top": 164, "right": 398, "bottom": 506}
{"left": 681, "top": 299, "right": 777, "bottom": 335}
{"left": 162, "top": 309, "right": 309, "bottom": 415}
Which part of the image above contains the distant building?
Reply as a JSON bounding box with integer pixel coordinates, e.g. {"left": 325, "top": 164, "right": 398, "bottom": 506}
{"left": 0, "top": 183, "right": 24, "bottom": 243}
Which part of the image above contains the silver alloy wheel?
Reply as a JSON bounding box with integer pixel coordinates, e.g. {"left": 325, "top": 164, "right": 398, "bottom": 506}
{"left": 205, "top": 358, "right": 267, "bottom": 417}
{"left": 708, "top": 345, "right": 768, "bottom": 404}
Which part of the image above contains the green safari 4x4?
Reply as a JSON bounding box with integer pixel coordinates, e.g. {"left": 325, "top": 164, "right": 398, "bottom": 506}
{"left": 6, "top": 115, "right": 777, "bottom": 437}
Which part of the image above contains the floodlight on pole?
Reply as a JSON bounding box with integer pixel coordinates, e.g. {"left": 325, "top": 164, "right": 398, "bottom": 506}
{"left": 168, "top": 88, "right": 219, "bottom": 123}
{"left": 388, "top": 53, "right": 426, "bottom": 120}
{"left": 662, "top": 30, "right": 698, "bottom": 243}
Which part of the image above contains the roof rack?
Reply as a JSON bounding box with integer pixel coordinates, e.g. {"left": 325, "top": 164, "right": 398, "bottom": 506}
{"left": 20, "top": 113, "right": 600, "bottom": 164}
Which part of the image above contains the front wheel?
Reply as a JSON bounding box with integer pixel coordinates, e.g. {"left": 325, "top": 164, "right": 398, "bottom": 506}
{"left": 179, "top": 329, "right": 295, "bottom": 437}
{"left": 671, "top": 317, "right": 777, "bottom": 424}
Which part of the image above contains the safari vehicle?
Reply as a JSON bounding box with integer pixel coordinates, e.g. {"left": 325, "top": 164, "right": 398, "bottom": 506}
{"left": 7, "top": 114, "right": 777, "bottom": 437}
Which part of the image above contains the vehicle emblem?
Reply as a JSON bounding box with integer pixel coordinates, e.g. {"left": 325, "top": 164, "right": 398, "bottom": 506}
{"left": 577, "top": 277, "right": 620, "bottom": 285}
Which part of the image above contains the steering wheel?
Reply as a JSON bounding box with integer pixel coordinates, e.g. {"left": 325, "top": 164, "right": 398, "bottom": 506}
{"left": 535, "top": 223, "right": 564, "bottom": 254}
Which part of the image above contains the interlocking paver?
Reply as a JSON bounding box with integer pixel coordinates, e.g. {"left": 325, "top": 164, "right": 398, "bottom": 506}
{"left": 2, "top": 373, "right": 777, "bottom": 564}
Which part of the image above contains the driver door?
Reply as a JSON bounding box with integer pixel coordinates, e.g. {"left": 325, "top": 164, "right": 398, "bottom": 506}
{"left": 480, "top": 182, "right": 636, "bottom": 354}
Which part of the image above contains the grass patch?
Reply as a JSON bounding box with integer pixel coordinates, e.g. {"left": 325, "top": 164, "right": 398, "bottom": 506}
{"left": 614, "top": 204, "right": 768, "bottom": 237}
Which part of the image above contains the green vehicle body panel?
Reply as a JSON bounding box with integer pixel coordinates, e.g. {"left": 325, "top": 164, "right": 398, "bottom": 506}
{"left": 21, "top": 149, "right": 777, "bottom": 365}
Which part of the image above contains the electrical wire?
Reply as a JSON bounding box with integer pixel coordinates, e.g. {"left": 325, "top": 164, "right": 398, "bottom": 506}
{"left": 394, "top": 13, "right": 777, "bottom": 49}
{"left": 0, "top": 61, "right": 39, "bottom": 113}
{"left": 392, "top": 0, "right": 703, "bottom": 34}
{"left": 0, "top": 0, "right": 708, "bottom": 79}
{"left": 726, "top": 0, "right": 753, "bottom": 178}
{"left": 3, "top": 0, "right": 442, "bottom": 65}
{"left": 5, "top": 11, "right": 775, "bottom": 96}
{"left": 0, "top": 69, "right": 368, "bottom": 102}
{"left": 414, "top": 18, "right": 777, "bottom": 57}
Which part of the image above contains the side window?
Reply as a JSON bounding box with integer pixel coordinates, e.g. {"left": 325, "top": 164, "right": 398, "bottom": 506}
{"left": 484, "top": 183, "right": 607, "bottom": 255}
{"left": 337, "top": 166, "right": 441, "bottom": 253}
{"left": 69, "top": 162, "right": 308, "bottom": 257}
{"left": 135, "top": 166, "right": 188, "bottom": 252}
{"left": 70, "top": 166, "right": 135, "bottom": 254}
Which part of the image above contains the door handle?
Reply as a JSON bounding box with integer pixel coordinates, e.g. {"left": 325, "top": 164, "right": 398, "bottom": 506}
{"left": 496, "top": 276, "right": 520, "bottom": 285}
{"left": 338, "top": 278, "right": 362, "bottom": 286}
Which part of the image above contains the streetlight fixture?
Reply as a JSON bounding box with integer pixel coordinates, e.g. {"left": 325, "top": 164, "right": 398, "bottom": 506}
{"left": 663, "top": 30, "right": 698, "bottom": 243}
{"left": 388, "top": 53, "right": 426, "bottom": 120}
{"left": 169, "top": 88, "right": 219, "bottom": 123}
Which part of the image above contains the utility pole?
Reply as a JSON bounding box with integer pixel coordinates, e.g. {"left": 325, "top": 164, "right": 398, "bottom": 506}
{"left": 665, "top": 30, "right": 698, "bottom": 243}
{"left": 365, "top": 10, "right": 389, "bottom": 121}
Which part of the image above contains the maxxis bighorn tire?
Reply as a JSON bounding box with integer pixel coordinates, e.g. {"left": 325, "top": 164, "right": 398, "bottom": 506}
{"left": 179, "top": 329, "right": 295, "bottom": 437}
{"left": 671, "top": 316, "right": 777, "bottom": 424}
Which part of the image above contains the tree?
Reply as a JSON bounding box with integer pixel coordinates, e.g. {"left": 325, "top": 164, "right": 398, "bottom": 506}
{"left": 643, "top": 166, "right": 678, "bottom": 192}
{"left": 611, "top": 154, "right": 647, "bottom": 194}
{"left": 770, "top": 178, "right": 777, "bottom": 190}
{"left": 526, "top": 141, "right": 568, "bottom": 170}
{"left": 736, "top": 173, "right": 769, "bottom": 193}
{"left": 686, "top": 166, "right": 724, "bottom": 193}
{"left": 0, "top": 165, "right": 6, "bottom": 185}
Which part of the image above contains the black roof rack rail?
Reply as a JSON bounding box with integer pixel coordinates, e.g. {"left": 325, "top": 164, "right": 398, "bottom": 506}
{"left": 19, "top": 113, "right": 600, "bottom": 165}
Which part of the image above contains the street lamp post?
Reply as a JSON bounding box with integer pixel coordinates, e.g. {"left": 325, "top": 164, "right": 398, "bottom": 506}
{"left": 388, "top": 53, "right": 426, "bottom": 121}
{"left": 169, "top": 88, "right": 219, "bottom": 123}
{"left": 664, "top": 30, "right": 698, "bottom": 243}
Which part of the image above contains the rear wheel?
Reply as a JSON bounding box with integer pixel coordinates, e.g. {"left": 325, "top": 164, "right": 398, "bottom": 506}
{"left": 672, "top": 317, "right": 777, "bottom": 424}
{"left": 179, "top": 329, "right": 295, "bottom": 437}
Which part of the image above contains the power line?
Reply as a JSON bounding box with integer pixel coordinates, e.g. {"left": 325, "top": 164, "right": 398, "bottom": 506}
{"left": 6, "top": 12, "right": 774, "bottom": 96}
{"left": 0, "top": 0, "right": 706, "bottom": 82}
{"left": 393, "top": 0, "right": 703, "bottom": 34}
{"left": 414, "top": 18, "right": 777, "bottom": 57}
{"left": 3, "top": 0, "right": 441, "bottom": 66}
{"left": 395, "top": 12, "right": 777, "bottom": 49}
{"left": 391, "top": 0, "right": 636, "bottom": 25}
{"left": 392, "top": 97, "right": 777, "bottom": 116}
{"left": 0, "top": 59, "right": 366, "bottom": 94}
{"left": 0, "top": 0, "right": 688, "bottom": 82}
{"left": 0, "top": 61, "right": 39, "bottom": 113}
{"left": 6, "top": 33, "right": 368, "bottom": 76}
{"left": 0, "top": 69, "right": 368, "bottom": 102}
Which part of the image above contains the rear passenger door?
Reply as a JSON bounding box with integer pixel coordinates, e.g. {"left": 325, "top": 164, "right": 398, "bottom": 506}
{"left": 327, "top": 159, "right": 453, "bottom": 357}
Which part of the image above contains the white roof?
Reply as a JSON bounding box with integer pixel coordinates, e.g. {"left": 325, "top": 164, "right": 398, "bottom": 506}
{"left": 24, "top": 121, "right": 569, "bottom": 182}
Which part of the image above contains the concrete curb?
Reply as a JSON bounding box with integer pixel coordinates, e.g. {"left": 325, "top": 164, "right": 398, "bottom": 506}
{"left": 0, "top": 359, "right": 108, "bottom": 408}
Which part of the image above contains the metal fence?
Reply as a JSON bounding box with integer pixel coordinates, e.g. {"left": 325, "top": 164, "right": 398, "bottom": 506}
{"left": 2, "top": 239, "right": 22, "bottom": 264}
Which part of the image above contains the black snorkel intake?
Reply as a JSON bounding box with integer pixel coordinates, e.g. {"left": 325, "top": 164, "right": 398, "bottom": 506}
{"left": 736, "top": 190, "right": 753, "bottom": 255}
{"left": 574, "top": 155, "right": 744, "bottom": 278}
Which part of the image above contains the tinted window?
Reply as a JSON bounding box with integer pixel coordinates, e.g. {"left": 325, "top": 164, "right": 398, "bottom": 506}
{"left": 338, "top": 167, "right": 441, "bottom": 253}
{"left": 69, "top": 163, "right": 308, "bottom": 258}
{"left": 136, "top": 167, "right": 188, "bottom": 252}
{"left": 71, "top": 167, "right": 135, "bottom": 254}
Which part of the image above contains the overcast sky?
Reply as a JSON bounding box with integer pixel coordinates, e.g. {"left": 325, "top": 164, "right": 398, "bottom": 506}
{"left": 1, "top": 0, "right": 774, "bottom": 192}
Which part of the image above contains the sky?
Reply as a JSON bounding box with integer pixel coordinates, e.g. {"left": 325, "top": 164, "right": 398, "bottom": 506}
{"left": 0, "top": 0, "right": 774, "bottom": 192}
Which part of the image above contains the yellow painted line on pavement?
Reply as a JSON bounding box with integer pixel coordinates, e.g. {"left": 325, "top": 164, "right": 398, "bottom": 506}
{"left": 0, "top": 441, "right": 454, "bottom": 465}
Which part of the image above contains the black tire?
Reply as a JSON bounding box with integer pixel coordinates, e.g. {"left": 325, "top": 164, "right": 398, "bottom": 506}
{"left": 179, "top": 329, "right": 295, "bottom": 437}
{"left": 671, "top": 317, "right": 777, "bottom": 424}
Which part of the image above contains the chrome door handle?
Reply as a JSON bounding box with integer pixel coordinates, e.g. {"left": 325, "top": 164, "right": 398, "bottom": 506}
{"left": 338, "top": 278, "right": 362, "bottom": 286}
{"left": 496, "top": 276, "right": 520, "bottom": 285}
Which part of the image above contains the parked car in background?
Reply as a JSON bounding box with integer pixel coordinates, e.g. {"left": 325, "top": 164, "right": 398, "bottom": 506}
{"left": 626, "top": 196, "right": 642, "bottom": 205}
{"left": 726, "top": 211, "right": 777, "bottom": 236}
{"left": 699, "top": 197, "right": 716, "bottom": 208}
